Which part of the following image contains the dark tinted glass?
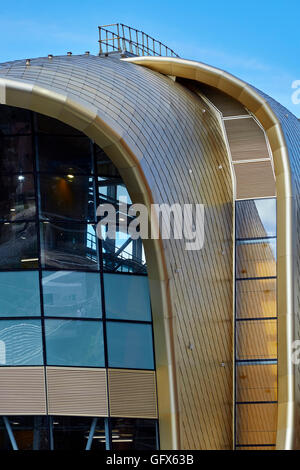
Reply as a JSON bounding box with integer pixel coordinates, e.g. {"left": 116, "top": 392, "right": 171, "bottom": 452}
{"left": 37, "top": 135, "right": 93, "bottom": 174}
{"left": 40, "top": 221, "right": 98, "bottom": 270}
{"left": 39, "top": 174, "right": 95, "bottom": 221}
{"left": 0, "top": 136, "right": 33, "bottom": 172}
{"left": 0, "top": 222, "right": 38, "bottom": 269}
{"left": 0, "top": 174, "right": 35, "bottom": 220}
{"left": 0, "top": 106, "right": 31, "bottom": 135}
{"left": 36, "top": 113, "right": 82, "bottom": 135}
{"left": 42, "top": 271, "right": 102, "bottom": 318}
{"left": 52, "top": 416, "right": 105, "bottom": 450}
{"left": 95, "top": 146, "right": 120, "bottom": 177}
{"left": 111, "top": 418, "right": 157, "bottom": 450}
{"left": 0, "top": 416, "right": 49, "bottom": 450}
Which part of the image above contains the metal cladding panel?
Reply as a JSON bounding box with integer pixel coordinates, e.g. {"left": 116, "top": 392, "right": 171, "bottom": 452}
{"left": 108, "top": 369, "right": 158, "bottom": 419}
{"left": 224, "top": 117, "right": 270, "bottom": 162}
{"left": 46, "top": 367, "right": 108, "bottom": 417}
{"left": 234, "top": 161, "right": 276, "bottom": 199}
{"left": 0, "top": 367, "right": 46, "bottom": 415}
{"left": 0, "top": 55, "right": 234, "bottom": 449}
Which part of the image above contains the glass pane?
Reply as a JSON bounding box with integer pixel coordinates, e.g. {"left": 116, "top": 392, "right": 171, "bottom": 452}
{"left": 9, "top": 416, "right": 49, "bottom": 450}
{"left": 42, "top": 271, "right": 102, "bottom": 318}
{"left": 52, "top": 416, "right": 105, "bottom": 450}
{"left": 236, "top": 198, "right": 276, "bottom": 239}
{"left": 0, "top": 136, "right": 33, "bottom": 172}
{"left": 0, "top": 222, "right": 38, "bottom": 269}
{"left": 40, "top": 221, "right": 98, "bottom": 270}
{"left": 0, "top": 174, "right": 35, "bottom": 221}
{"left": 236, "top": 363, "right": 277, "bottom": 402}
{"left": 95, "top": 146, "right": 119, "bottom": 177}
{"left": 236, "top": 278, "right": 276, "bottom": 318}
{"left": 236, "top": 239, "right": 276, "bottom": 279}
{"left": 236, "top": 403, "right": 277, "bottom": 445}
{"left": 236, "top": 319, "right": 277, "bottom": 360}
{"left": 39, "top": 174, "right": 95, "bottom": 221}
{"left": 111, "top": 418, "right": 157, "bottom": 450}
{"left": 104, "top": 273, "right": 151, "bottom": 321}
{"left": 35, "top": 113, "right": 82, "bottom": 136}
{"left": 45, "top": 319, "right": 104, "bottom": 367}
{"left": 107, "top": 321, "right": 154, "bottom": 369}
{"left": 37, "top": 135, "right": 93, "bottom": 174}
{"left": 0, "top": 105, "right": 31, "bottom": 135}
{"left": 0, "top": 319, "right": 43, "bottom": 365}
{"left": 0, "top": 271, "right": 40, "bottom": 316}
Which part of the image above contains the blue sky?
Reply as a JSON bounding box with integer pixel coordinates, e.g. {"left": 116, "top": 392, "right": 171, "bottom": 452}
{"left": 0, "top": 0, "right": 299, "bottom": 116}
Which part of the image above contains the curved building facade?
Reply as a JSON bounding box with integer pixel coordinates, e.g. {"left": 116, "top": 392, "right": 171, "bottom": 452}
{"left": 0, "top": 36, "right": 299, "bottom": 450}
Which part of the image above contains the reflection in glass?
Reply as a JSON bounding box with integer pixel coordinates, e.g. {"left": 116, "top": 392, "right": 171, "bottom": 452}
{"left": 236, "top": 278, "right": 276, "bottom": 318}
{"left": 104, "top": 273, "right": 151, "bottom": 321}
{"left": 37, "top": 135, "right": 93, "bottom": 174}
{"left": 98, "top": 177, "right": 146, "bottom": 273}
{"left": 236, "top": 319, "right": 277, "bottom": 360}
{"left": 236, "top": 198, "right": 276, "bottom": 239}
{"left": 40, "top": 221, "right": 98, "bottom": 270}
{"left": 0, "top": 136, "right": 33, "bottom": 172}
{"left": 236, "top": 403, "right": 277, "bottom": 445}
{"left": 0, "top": 319, "right": 43, "bottom": 365}
{"left": 107, "top": 322, "right": 154, "bottom": 369}
{"left": 39, "top": 174, "right": 95, "bottom": 221}
{"left": 45, "top": 319, "right": 104, "bottom": 367}
{"left": 236, "top": 363, "right": 277, "bottom": 402}
{"left": 0, "top": 222, "right": 38, "bottom": 269}
{"left": 236, "top": 239, "right": 276, "bottom": 279}
{"left": 0, "top": 271, "right": 40, "bottom": 316}
{"left": 42, "top": 271, "right": 102, "bottom": 318}
{"left": 0, "top": 106, "right": 31, "bottom": 135}
{"left": 0, "top": 174, "right": 35, "bottom": 220}
{"left": 111, "top": 418, "right": 157, "bottom": 450}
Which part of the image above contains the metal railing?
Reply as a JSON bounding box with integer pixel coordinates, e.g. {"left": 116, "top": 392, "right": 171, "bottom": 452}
{"left": 98, "top": 23, "right": 179, "bottom": 57}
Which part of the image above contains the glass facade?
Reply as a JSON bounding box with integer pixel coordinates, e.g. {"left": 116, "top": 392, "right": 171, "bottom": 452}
{"left": 0, "top": 416, "right": 157, "bottom": 450}
{"left": 0, "top": 105, "right": 157, "bottom": 450}
{"left": 235, "top": 198, "right": 277, "bottom": 450}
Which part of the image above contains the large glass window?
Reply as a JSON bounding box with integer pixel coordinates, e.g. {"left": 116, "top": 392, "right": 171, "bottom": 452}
{"left": 0, "top": 174, "right": 35, "bottom": 221}
{"left": 40, "top": 221, "right": 98, "bottom": 270}
{"left": 0, "top": 319, "right": 43, "bottom": 365}
{"left": 45, "top": 319, "right": 104, "bottom": 367}
{"left": 234, "top": 198, "right": 277, "bottom": 450}
{"left": 107, "top": 322, "right": 154, "bottom": 370}
{"left": 0, "top": 271, "right": 40, "bottom": 317}
{"left": 0, "top": 222, "right": 38, "bottom": 269}
{"left": 39, "top": 174, "right": 95, "bottom": 221}
{"left": 42, "top": 271, "right": 102, "bottom": 318}
{"left": 104, "top": 273, "right": 151, "bottom": 321}
{"left": 0, "top": 136, "right": 33, "bottom": 173}
{"left": 0, "top": 415, "right": 158, "bottom": 450}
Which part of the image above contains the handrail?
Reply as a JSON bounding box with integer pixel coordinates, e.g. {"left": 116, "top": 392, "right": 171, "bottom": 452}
{"left": 98, "top": 23, "right": 179, "bottom": 57}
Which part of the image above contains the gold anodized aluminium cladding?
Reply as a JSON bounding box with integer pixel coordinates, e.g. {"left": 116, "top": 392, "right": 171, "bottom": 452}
{"left": 0, "top": 53, "right": 298, "bottom": 449}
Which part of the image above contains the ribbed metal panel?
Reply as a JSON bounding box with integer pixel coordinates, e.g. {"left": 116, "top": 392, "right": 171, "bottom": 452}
{"left": 46, "top": 367, "right": 108, "bottom": 416}
{"left": 0, "top": 367, "right": 46, "bottom": 415}
{"left": 108, "top": 369, "right": 157, "bottom": 419}
{"left": 225, "top": 118, "right": 270, "bottom": 162}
